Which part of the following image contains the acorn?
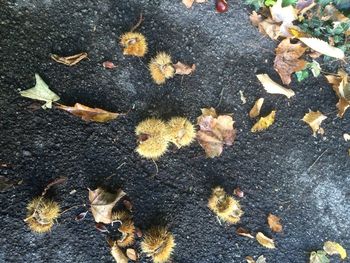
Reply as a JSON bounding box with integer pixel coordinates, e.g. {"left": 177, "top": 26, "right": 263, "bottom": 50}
{"left": 25, "top": 197, "right": 60, "bottom": 233}
{"left": 216, "top": 0, "right": 228, "bottom": 13}
{"left": 208, "top": 186, "right": 243, "bottom": 224}
{"left": 167, "top": 117, "right": 196, "bottom": 148}
{"left": 112, "top": 210, "right": 135, "bottom": 247}
{"left": 120, "top": 32, "right": 148, "bottom": 57}
{"left": 149, "top": 52, "right": 175, "bottom": 85}
{"left": 141, "top": 226, "right": 175, "bottom": 263}
{"left": 135, "top": 118, "right": 170, "bottom": 159}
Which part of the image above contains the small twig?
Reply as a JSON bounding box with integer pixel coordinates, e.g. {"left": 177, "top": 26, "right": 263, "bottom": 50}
{"left": 138, "top": 57, "right": 149, "bottom": 70}
{"left": 307, "top": 149, "right": 328, "bottom": 172}
{"left": 60, "top": 204, "right": 87, "bottom": 215}
{"left": 152, "top": 160, "right": 159, "bottom": 176}
{"left": 130, "top": 13, "right": 144, "bottom": 32}
{"left": 215, "top": 86, "right": 225, "bottom": 109}
{"left": 105, "top": 162, "right": 127, "bottom": 180}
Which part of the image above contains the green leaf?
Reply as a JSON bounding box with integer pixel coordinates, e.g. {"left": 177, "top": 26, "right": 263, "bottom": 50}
{"left": 282, "top": 0, "right": 297, "bottom": 6}
{"left": 309, "top": 251, "right": 330, "bottom": 263}
{"left": 245, "top": 0, "right": 265, "bottom": 9}
{"left": 20, "top": 74, "right": 60, "bottom": 109}
{"left": 265, "top": 0, "right": 276, "bottom": 6}
{"left": 296, "top": 69, "right": 310, "bottom": 82}
{"left": 309, "top": 61, "right": 321, "bottom": 77}
{"left": 316, "top": 0, "right": 332, "bottom": 6}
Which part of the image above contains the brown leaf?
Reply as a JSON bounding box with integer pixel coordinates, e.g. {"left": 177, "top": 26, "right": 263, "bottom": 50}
{"left": 258, "top": 18, "right": 281, "bottom": 40}
{"left": 325, "top": 70, "right": 350, "bottom": 117}
{"left": 135, "top": 227, "right": 143, "bottom": 238}
{"left": 322, "top": 5, "right": 349, "bottom": 23}
{"left": 57, "top": 103, "right": 120, "bottom": 122}
{"left": 267, "top": 213, "right": 283, "bottom": 232}
{"left": 126, "top": 248, "right": 138, "bottom": 261}
{"left": 75, "top": 211, "right": 89, "bottom": 221}
{"left": 102, "top": 61, "right": 117, "bottom": 69}
{"left": 256, "top": 232, "right": 276, "bottom": 249}
{"left": 111, "top": 244, "right": 128, "bottom": 263}
{"left": 233, "top": 187, "right": 244, "bottom": 198}
{"left": 95, "top": 223, "right": 110, "bottom": 233}
{"left": 249, "top": 98, "right": 264, "bottom": 118}
{"left": 182, "top": 0, "right": 206, "bottom": 8}
{"left": 51, "top": 52, "right": 88, "bottom": 66}
{"left": 249, "top": 11, "right": 263, "bottom": 27}
{"left": 42, "top": 176, "right": 67, "bottom": 196}
{"left": 88, "top": 188, "right": 126, "bottom": 224}
{"left": 302, "top": 110, "right": 327, "bottom": 136}
{"left": 236, "top": 227, "right": 254, "bottom": 239}
{"left": 196, "top": 108, "right": 236, "bottom": 158}
{"left": 274, "top": 39, "right": 307, "bottom": 85}
{"left": 123, "top": 200, "right": 133, "bottom": 212}
{"left": 173, "top": 62, "right": 196, "bottom": 75}
{"left": 246, "top": 256, "right": 255, "bottom": 263}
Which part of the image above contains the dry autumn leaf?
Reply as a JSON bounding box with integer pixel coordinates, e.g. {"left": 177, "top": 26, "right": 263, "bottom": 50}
{"left": 325, "top": 70, "right": 350, "bottom": 117}
{"left": 249, "top": 98, "right": 264, "bottom": 118}
{"left": 309, "top": 251, "right": 330, "bottom": 263}
{"left": 20, "top": 74, "right": 60, "bottom": 109}
{"left": 51, "top": 52, "right": 88, "bottom": 66}
{"left": 251, "top": 110, "right": 276, "bottom": 133}
{"left": 103, "top": 61, "right": 117, "bottom": 69}
{"left": 256, "top": 232, "right": 276, "bottom": 249}
{"left": 57, "top": 103, "right": 121, "bottom": 122}
{"left": 196, "top": 108, "right": 236, "bottom": 158}
{"left": 267, "top": 213, "right": 283, "bottom": 233}
{"left": 236, "top": 227, "right": 254, "bottom": 239}
{"left": 257, "top": 17, "right": 281, "bottom": 40}
{"left": 182, "top": 0, "right": 206, "bottom": 8}
{"left": 173, "top": 61, "right": 196, "bottom": 75}
{"left": 302, "top": 110, "right": 327, "bottom": 136}
{"left": 111, "top": 244, "right": 128, "bottom": 263}
{"left": 323, "top": 241, "right": 347, "bottom": 259}
{"left": 256, "top": 74, "right": 295, "bottom": 98}
{"left": 88, "top": 188, "right": 126, "bottom": 224}
{"left": 270, "top": 0, "right": 297, "bottom": 37}
{"left": 246, "top": 256, "right": 255, "bottom": 263}
{"left": 299, "top": 37, "right": 345, "bottom": 59}
{"left": 126, "top": 248, "right": 138, "bottom": 261}
{"left": 256, "top": 256, "right": 267, "bottom": 263}
{"left": 274, "top": 39, "right": 307, "bottom": 85}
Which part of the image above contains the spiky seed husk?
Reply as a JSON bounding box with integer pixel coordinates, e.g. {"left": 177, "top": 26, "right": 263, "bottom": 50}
{"left": 112, "top": 210, "right": 135, "bottom": 247}
{"left": 208, "top": 187, "right": 243, "bottom": 224}
{"left": 141, "top": 226, "right": 175, "bottom": 263}
{"left": 149, "top": 52, "right": 175, "bottom": 85}
{"left": 25, "top": 197, "right": 60, "bottom": 233}
{"left": 120, "top": 32, "right": 148, "bottom": 57}
{"left": 167, "top": 117, "right": 196, "bottom": 148}
{"left": 135, "top": 118, "right": 170, "bottom": 159}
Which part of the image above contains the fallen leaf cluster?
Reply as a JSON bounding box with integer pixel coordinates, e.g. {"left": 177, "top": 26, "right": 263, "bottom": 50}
{"left": 310, "top": 241, "right": 347, "bottom": 262}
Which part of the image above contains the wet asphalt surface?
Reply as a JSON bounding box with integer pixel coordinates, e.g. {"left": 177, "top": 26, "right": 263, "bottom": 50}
{"left": 0, "top": 0, "right": 350, "bottom": 262}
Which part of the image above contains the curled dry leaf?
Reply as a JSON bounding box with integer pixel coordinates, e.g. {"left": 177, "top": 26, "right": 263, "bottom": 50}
{"left": 111, "top": 244, "right": 128, "bottom": 263}
{"left": 88, "top": 188, "right": 126, "bottom": 224}
{"left": 256, "top": 256, "right": 267, "bottom": 263}
{"left": 51, "top": 52, "right": 88, "bottom": 66}
{"left": 299, "top": 37, "right": 345, "bottom": 59}
{"left": 251, "top": 110, "right": 276, "bottom": 133}
{"left": 325, "top": 70, "right": 350, "bottom": 118}
{"left": 302, "top": 110, "right": 327, "bottom": 137}
{"left": 173, "top": 61, "right": 196, "bottom": 75}
{"left": 196, "top": 108, "right": 236, "bottom": 158}
{"left": 126, "top": 248, "right": 138, "bottom": 261}
{"left": 274, "top": 39, "right": 307, "bottom": 85}
{"left": 233, "top": 187, "right": 244, "bottom": 198}
{"left": 20, "top": 74, "right": 60, "bottom": 109}
{"left": 249, "top": 98, "right": 264, "bottom": 118}
{"left": 135, "top": 227, "right": 143, "bottom": 238}
{"left": 323, "top": 241, "right": 347, "bottom": 259}
{"left": 236, "top": 227, "right": 254, "bottom": 239}
{"left": 256, "top": 74, "right": 295, "bottom": 98}
{"left": 256, "top": 232, "right": 275, "bottom": 249}
{"left": 75, "top": 211, "right": 89, "bottom": 221}
{"left": 246, "top": 256, "right": 255, "bottom": 263}
{"left": 95, "top": 223, "right": 110, "bottom": 233}
{"left": 309, "top": 251, "right": 330, "bottom": 263}
{"left": 123, "top": 200, "right": 133, "bottom": 212}
{"left": 267, "top": 213, "right": 283, "bottom": 233}
{"left": 103, "top": 61, "right": 117, "bottom": 69}
{"left": 249, "top": 11, "right": 263, "bottom": 27}
{"left": 57, "top": 103, "right": 120, "bottom": 122}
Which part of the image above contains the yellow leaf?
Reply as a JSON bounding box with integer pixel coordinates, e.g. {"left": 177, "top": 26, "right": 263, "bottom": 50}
{"left": 302, "top": 110, "right": 327, "bottom": 136}
{"left": 57, "top": 103, "right": 121, "bottom": 122}
{"left": 299, "top": 37, "right": 345, "bottom": 59}
{"left": 323, "top": 241, "right": 347, "bottom": 259}
{"left": 249, "top": 98, "right": 264, "bottom": 118}
{"left": 267, "top": 213, "right": 283, "bottom": 233}
{"left": 126, "top": 248, "right": 138, "bottom": 261}
{"left": 256, "top": 232, "right": 276, "bottom": 249}
{"left": 20, "top": 74, "right": 60, "bottom": 109}
{"left": 51, "top": 52, "right": 88, "bottom": 66}
{"left": 257, "top": 74, "right": 295, "bottom": 98}
{"left": 251, "top": 110, "right": 276, "bottom": 133}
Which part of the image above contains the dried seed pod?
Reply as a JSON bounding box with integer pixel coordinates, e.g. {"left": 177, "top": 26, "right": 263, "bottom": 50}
{"left": 149, "top": 52, "right": 175, "bottom": 85}
{"left": 112, "top": 210, "right": 135, "bottom": 247}
{"left": 135, "top": 118, "right": 169, "bottom": 159}
{"left": 167, "top": 117, "right": 196, "bottom": 148}
{"left": 141, "top": 226, "right": 175, "bottom": 263}
{"left": 208, "top": 186, "right": 243, "bottom": 224}
{"left": 120, "top": 32, "right": 148, "bottom": 57}
{"left": 25, "top": 197, "right": 60, "bottom": 233}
